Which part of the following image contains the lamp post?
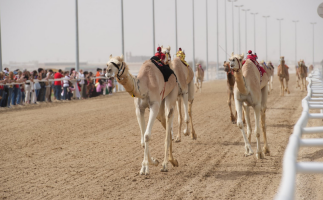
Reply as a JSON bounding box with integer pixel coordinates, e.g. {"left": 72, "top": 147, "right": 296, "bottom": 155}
{"left": 242, "top": 9, "right": 249, "bottom": 55}
{"left": 192, "top": 0, "right": 195, "bottom": 72}
{"left": 152, "top": 0, "right": 155, "bottom": 55}
{"left": 310, "top": 22, "right": 316, "bottom": 66}
{"left": 235, "top": 5, "right": 243, "bottom": 54}
{"left": 250, "top": 12, "right": 258, "bottom": 52}
{"left": 292, "top": 20, "right": 299, "bottom": 67}
{"left": 224, "top": 0, "right": 227, "bottom": 61}
{"left": 263, "top": 16, "right": 270, "bottom": 61}
{"left": 121, "top": 0, "right": 125, "bottom": 58}
{"left": 277, "top": 18, "right": 283, "bottom": 57}
{"left": 175, "top": 0, "right": 178, "bottom": 51}
{"left": 0, "top": 9, "right": 2, "bottom": 72}
{"left": 75, "top": 0, "right": 79, "bottom": 71}
{"left": 216, "top": 0, "right": 219, "bottom": 72}
{"left": 206, "top": 0, "right": 209, "bottom": 80}
{"left": 228, "top": 0, "right": 237, "bottom": 53}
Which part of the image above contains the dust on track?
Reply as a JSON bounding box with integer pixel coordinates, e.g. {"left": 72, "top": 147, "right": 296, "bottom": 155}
{"left": 0, "top": 74, "right": 318, "bottom": 200}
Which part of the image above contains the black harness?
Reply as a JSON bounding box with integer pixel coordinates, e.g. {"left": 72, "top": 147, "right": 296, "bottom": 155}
{"left": 111, "top": 62, "right": 125, "bottom": 79}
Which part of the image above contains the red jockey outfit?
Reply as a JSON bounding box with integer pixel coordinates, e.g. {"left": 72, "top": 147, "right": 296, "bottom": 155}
{"left": 243, "top": 50, "right": 266, "bottom": 82}
{"left": 155, "top": 47, "right": 165, "bottom": 64}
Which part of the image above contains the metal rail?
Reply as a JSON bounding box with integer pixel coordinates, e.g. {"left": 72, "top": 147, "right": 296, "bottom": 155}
{"left": 276, "top": 69, "right": 323, "bottom": 200}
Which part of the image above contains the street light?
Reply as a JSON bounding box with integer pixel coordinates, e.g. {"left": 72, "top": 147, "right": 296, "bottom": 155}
{"left": 224, "top": 0, "right": 227, "bottom": 61}
{"left": 206, "top": 0, "right": 209, "bottom": 80}
{"left": 152, "top": 0, "right": 155, "bottom": 55}
{"left": 192, "top": 0, "right": 196, "bottom": 72}
{"left": 228, "top": 0, "right": 237, "bottom": 53}
{"left": 250, "top": 12, "right": 258, "bottom": 52}
{"left": 310, "top": 22, "right": 316, "bottom": 66}
{"left": 277, "top": 18, "right": 283, "bottom": 57}
{"left": 75, "top": 0, "right": 79, "bottom": 71}
{"left": 0, "top": 9, "right": 2, "bottom": 72}
{"left": 216, "top": 0, "right": 219, "bottom": 72}
{"left": 121, "top": 0, "right": 125, "bottom": 58}
{"left": 235, "top": 5, "right": 243, "bottom": 54}
{"left": 292, "top": 20, "right": 299, "bottom": 67}
{"left": 242, "top": 9, "right": 250, "bottom": 55}
{"left": 263, "top": 15, "right": 270, "bottom": 61}
{"left": 175, "top": 0, "right": 178, "bottom": 51}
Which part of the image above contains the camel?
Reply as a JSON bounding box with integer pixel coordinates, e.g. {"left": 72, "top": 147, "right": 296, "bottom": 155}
{"left": 224, "top": 61, "right": 236, "bottom": 124}
{"left": 277, "top": 56, "right": 290, "bottom": 96}
{"left": 309, "top": 65, "right": 314, "bottom": 74}
{"left": 161, "top": 46, "right": 196, "bottom": 143}
{"left": 297, "top": 59, "right": 308, "bottom": 91}
{"left": 195, "top": 63, "right": 204, "bottom": 93}
{"left": 229, "top": 52, "right": 270, "bottom": 159}
{"left": 260, "top": 60, "right": 274, "bottom": 95}
{"left": 106, "top": 55, "right": 179, "bottom": 175}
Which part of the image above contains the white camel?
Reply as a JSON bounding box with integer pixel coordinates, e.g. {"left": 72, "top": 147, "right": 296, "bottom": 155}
{"left": 161, "top": 46, "right": 197, "bottom": 143}
{"left": 106, "top": 55, "right": 179, "bottom": 175}
{"left": 229, "top": 52, "right": 270, "bottom": 159}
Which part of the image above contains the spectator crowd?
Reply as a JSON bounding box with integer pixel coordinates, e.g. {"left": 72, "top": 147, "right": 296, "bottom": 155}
{"left": 0, "top": 67, "right": 115, "bottom": 108}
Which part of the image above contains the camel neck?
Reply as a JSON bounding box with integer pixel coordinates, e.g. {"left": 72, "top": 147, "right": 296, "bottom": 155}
{"left": 234, "top": 70, "right": 248, "bottom": 95}
{"left": 116, "top": 68, "right": 142, "bottom": 98}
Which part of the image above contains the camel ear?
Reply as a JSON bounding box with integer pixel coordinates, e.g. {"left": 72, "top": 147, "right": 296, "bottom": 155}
{"left": 120, "top": 55, "right": 124, "bottom": 61}
{"left": 109, "top": 54, "right": 113, "bottom": 59}
{"left": 224, "top": 61, "right": 226, "bottom": 64}
{"left": 161, "top": 45, "right": 163, "bottom": 48}
{"left": 231, "top": 52, "right": 234, "bottom": 57}
{"left": 168, "top": 45, "right": 171, "bottom": 50}
{"left": 240, "top": 53, "right": 244, "bottom": 58}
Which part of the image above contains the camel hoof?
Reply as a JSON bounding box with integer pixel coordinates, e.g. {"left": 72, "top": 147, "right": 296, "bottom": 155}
{"left": 140, "top": 166, "right": 149, "bottom": 175}
{"left": 152, "top": 158, "right": 159, "bottom": 166}
{"left": 183, "top": 131, "right": 189, "bottom": 136}
{"left": 244, "top": 152, "right": 254, "bottom": 157}
{"left": 263, "top": 147, "right": 270, "bottom": 156}
{"left": 160, "top": 165, "right": 168, "bottom": 172}
{"left": 170, "top": 159, "right": 179, "bottom": 167}
{"left": 191, "top": 133, "right": 197, "bottom": 140}
{"left": 256, "top": 152, "right": 265, "bottom": 159}
{"left": 175, "top": 138, "right": 181, "bottom": 143}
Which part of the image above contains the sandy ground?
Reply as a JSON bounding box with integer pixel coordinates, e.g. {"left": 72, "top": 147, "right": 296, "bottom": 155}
{"left": 0, "top": 74, "right": 322, "bottom": 200}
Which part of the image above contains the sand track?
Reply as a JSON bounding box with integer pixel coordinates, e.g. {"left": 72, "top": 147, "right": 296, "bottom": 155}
{"left": 1, "top": 74, "right": 321, "bottom": 199}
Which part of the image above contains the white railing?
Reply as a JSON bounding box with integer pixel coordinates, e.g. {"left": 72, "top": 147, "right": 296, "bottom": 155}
{"left": 276, "top": 69, "right": 323, "bottom": 200}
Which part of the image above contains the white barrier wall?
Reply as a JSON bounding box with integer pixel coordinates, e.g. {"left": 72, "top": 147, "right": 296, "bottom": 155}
{"left": 276, "top": 69, "right": 323, "bottom": 200}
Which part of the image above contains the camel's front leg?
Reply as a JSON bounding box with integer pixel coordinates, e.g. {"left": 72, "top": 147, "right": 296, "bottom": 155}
{"left": 228, "top": 92, "right": 236, "bottom": 124}
{"left": 195, "top": 78, "right": 199, "bottom": 92}
{"left": 253, "top": 105, "right": 264, "bottom": 159}
{"left": 140, "top": 102, "right": 160, "bottom": 175}
{"left": 235, "top": 98, "right": 253, "bottom": 156}
{"left": 261, "top": 108, "right": 270, "bottom": 156}
{"left": 270, "top": 76, "right": 273, "bottom": 91}
{"left": 175, "top": 97, "right": 182, "bottom": 142}
{"left": 135, "top": 99, "right": 146, "bottom": 148}
{"left": 280, "top": 78, "right": 284, "bottom": 96}
{"left": 267, "top": 82, "right": 270, "bottom": 95}
{"left": 188, "top": 99, "right": 197, "bottom": 140}
{"left": 285, "top": 79, "right": 290, "bottom": 94}
{"left": 243, "top": 104, "right": 252, "bottom": 143}
{"left": 199, "top": 80, "right": 203, "bottom": 93}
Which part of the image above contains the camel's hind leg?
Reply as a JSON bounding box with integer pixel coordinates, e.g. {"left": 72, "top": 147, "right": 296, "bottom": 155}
{"left": 280, "top": 78, "right": 284, "bottom": 96}
{"left": 253, "top": 104, "right": 264, "bottom": 159}
{"left": 270, "top": 76, "right": 273, "bottom": 91}
{"left": 161, "top": 86, "right": 178, "bottom": 172}
{"left": 261, "top": 86, "right": 270, "bottom": 156}
{"left": 199, "top": 80, "right": 203, "bottom": 93}
{"left": 243, "top": 104, "right": 252, "bottom": 143}
{"left": 175, "top": 97, "right": 182, "bottom": 142}
{"left": 285, "top": 79, "right": 290, "bottom": 94}
{"left": 188, "top": 81, "right": 197, "bottom": 140}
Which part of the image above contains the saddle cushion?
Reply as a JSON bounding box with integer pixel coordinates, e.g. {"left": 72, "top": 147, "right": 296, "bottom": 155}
{"left": 242, "top": 58, "right": 266, "bottom": 79}
{"left": 150, "top": 56, "right": 176, "bottom": 82}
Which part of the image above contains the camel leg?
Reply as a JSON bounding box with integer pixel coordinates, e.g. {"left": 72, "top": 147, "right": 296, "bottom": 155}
{"left": 188, "top": 81, "right": 197, "bottom": 140}
{"left": 301, "top": 77, "right": 304, "bottom": 91}
{"left": 254, "top": 105, "right": 264, "bottom": 159}
{"left": 261, "top": 86, "right": 270, "bottom": 156}
{"left": 195, "top": 78, "right": 199, "bottom": 92}
{"left": 243, "top": 104, "right": 252, "bottom": 143}
{"left": 286, "top": 79, "right": 290, "bottom": 94}
{"left": 267, "top": 82, "right": 270, "bottom": 95}
{"left": 235, "top": 98, "right": 253, "bottom": 156}
{"left": 228, "top": 92, "right": 235, "bottom": 124}
{"left": 175, "top": 97, "right": 182, "bottom": 142}
{"left": 270, "top": 76, "right": 273, "bottom": 91}
{"left": 135, "top": 99, "right": 146, "bottom": 148}
{"left": 280, "top": 78, "right": 284, "bottom": 96}
{"left": 182, "top": 93, "right": 190, "bottom": 137}
{"left": 200, "top": 80, "right": 202, "bottom": 93}
{"left": 140, "top": 102, "right": 160, "bottom": 175}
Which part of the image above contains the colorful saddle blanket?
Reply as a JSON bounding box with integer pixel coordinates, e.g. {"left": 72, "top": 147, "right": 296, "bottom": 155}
{"left": 150, "top": 56, "right": 176, "bottom": 82}
{"left": 242, "top": 58, "right": 266, "bottom": 79}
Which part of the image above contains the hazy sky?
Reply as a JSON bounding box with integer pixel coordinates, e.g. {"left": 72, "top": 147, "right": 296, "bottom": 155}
{"left": 1, "top": 0, "right": 322, "bottom": 65}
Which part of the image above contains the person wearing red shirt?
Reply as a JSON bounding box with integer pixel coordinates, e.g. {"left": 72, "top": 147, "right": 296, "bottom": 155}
{"left": 54, "top": 69, "right": 63, "bottom": 100}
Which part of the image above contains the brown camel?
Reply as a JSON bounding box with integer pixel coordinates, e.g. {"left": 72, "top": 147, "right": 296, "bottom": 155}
{"left": 229, "top": 52, "right": 270, "bottom": 159}
{"left": 195, "top": 63, "right": 204, "bottom": 93}
{"left": 224, "top": 61, "right": 236, "bottom": 124}
{"left": 106, "top": 55, "right": 179, "bottom": 175}
{"left": 260, "top": 60, "right": 274, "bottom": 95}
{"left": 277, "top": 56, "right": 290, "bottom": 96}
{"left": 162, "top": 46, "right": 196, "bottom": 143}
{"left": 297, "top": 59, "right": 308, "bottom": 91}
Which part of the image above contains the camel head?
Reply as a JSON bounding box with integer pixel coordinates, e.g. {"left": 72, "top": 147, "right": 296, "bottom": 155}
{"left": 280, "top": 56, "right": 285, "bottom": 66}
{"left": 161, "top": 45, "right": 172, "bottom": 65}
{"left": 229, "top": 52, "right": 244, "bottom": 72}
{"left": 223, "top": 61, "right": 231, "bottom": 73}
{"left": 106, "top": 54, "right": 125, "bottom": 78}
